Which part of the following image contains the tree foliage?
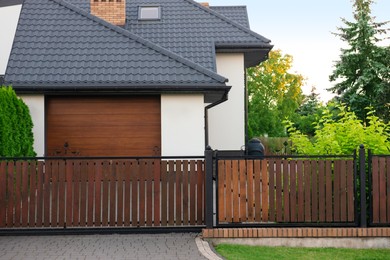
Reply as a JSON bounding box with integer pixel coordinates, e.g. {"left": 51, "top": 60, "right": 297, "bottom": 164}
{"left": 292, "top": 87, "right": 325, "bottom": 136}
{"left": 285, "top": 104, "right": 390, "bottom": 155}
{"left": 0, "top": 86, "right": 36, "bottom": 157}
{"left": 248, "top": 50, "right": 304, "bottom": 137}
{"left": 329, "top": 0, "right": 390, "bottom": 122}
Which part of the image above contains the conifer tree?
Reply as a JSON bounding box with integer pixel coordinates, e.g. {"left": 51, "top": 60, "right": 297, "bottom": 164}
{"left": 329, "top": 0, "right": 390, "bottom": 122}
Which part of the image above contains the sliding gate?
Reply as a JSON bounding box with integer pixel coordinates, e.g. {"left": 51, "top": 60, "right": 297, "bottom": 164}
{"left": 0, "top": 157, "right": 205, "bottom": 230}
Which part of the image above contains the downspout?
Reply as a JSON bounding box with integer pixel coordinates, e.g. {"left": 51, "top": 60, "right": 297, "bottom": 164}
{"left": 204, "top": 92, "right": 229, "bottom": 148}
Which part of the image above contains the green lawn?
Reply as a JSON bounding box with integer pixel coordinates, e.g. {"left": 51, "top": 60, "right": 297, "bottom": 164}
{"left": 214, "top": 244, "right": 390, "bottom": 260}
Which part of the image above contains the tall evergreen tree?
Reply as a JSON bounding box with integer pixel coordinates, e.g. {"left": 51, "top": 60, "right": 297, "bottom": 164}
{"left": 0, "top": 86, "right": 36, "bottom": 157}
{"left": 329, "top": 0, "right": 390, "bottom": 122}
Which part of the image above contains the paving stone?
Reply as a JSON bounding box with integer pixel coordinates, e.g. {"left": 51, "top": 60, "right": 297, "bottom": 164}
{"left": 0, "top": 233, "right": 207, "bottom": 260}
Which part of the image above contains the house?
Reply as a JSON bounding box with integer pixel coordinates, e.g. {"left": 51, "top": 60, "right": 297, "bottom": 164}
{"left": 3, "top": 0, "right": 272, "bottom": 157}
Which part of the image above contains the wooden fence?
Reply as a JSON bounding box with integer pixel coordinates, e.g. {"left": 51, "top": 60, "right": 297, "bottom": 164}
{"left": 0, "top": 159, "right": 204, "bottom": 229}
{"left": 370, "top": 155, "right": 390, "bottom": 226}
{"left": 217, "top": 158, "right": 357, "bottom": 226}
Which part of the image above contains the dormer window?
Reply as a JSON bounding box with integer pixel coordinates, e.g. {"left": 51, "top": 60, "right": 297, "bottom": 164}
{"left": 138, "top": 6, "right": 161, "bottom": 20}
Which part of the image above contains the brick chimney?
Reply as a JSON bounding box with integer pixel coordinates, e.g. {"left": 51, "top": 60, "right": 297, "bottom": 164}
{"left": 90, "top": 0, "right": 126, "bottom": 26}
{"left": 200, "top": 2, "right": 209, "bottom": 8}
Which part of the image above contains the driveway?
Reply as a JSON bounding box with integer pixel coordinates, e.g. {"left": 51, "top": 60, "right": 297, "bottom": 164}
{"left": 0, "top": 233, "right": 215, "bottom": 260}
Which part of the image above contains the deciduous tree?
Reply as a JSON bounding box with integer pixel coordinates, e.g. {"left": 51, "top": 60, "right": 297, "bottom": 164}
{"left": 248, "top": 50, "right": 304, "bottom": 137}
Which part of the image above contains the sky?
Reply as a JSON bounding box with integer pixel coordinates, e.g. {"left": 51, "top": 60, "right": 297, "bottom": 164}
{"left": 1, "top": 1, "right": 389, "bottom": 102}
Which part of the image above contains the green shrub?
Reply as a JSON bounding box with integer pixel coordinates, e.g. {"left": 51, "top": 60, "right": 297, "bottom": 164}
{"left": 0, "top": 86, "right": 36, "bottom": 157}
{"left": 285, "top": 104, "right": 390, "bottom": 155}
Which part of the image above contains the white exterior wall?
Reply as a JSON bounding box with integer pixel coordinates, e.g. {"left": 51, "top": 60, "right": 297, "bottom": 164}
{"left": 161, "top": 94, "right": 205, "bottom": 156}
{"left": 19, "top": 95, "right": 45, "bottom": 157}
{"left": 208, "top": 53, "right": 245, "bottom": 150}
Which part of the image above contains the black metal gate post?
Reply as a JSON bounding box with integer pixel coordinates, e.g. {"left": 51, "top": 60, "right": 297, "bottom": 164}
{"left": 359, "top": 144, "right": 367, "bottom": 227}
{"left": 204, "top": 146, "right": 214, "bottom": 229}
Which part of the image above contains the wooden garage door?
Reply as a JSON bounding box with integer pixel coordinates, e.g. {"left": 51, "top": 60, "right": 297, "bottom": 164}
{"left": 46, "top": 96, "right": 161, "bottom": 157}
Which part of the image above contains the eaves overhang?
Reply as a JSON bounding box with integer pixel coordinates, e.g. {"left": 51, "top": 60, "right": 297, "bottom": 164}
{"left": 10, "top": 83, "right": 231, "bottom": 103}
{"left": 215, "top": 42, "right": 274, "bottom": 68}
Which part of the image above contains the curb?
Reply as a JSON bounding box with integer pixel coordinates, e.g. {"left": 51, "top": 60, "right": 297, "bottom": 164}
{"left": 195, "top": 235, "right": 224, "bottom": 260}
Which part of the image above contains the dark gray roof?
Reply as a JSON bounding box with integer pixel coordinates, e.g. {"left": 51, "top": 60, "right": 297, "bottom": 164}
{"left": 68, "top": 0, "right": 272, "bottom": 70}
{"left": 209, "top": 6, "right": 250, "bottom": 28}
{"left": 5, "top": 0, "right": 230, "bottom": 101}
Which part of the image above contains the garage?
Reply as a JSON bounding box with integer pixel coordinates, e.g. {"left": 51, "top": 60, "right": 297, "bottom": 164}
{"left": 46, "top": 96, "right": 161, "bottom": 157}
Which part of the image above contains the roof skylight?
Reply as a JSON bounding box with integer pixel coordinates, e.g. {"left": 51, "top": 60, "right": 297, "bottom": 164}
{"left": 138, "top": 6, "right": 161, "bottom": 20}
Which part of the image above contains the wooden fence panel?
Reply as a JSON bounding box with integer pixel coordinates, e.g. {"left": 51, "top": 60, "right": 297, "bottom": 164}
{"left": 371, "top": 156, "right": 390, "bottom": 225}
{"left": 217, "top": 157, "right": 356, "bottom": 225}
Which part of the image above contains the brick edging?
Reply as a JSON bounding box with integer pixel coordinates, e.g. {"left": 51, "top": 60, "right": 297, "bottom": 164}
{"left": 203, "top": 228, "right": 390, "bottom": 238}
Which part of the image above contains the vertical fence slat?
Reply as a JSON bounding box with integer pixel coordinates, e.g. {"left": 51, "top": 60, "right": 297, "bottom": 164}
{"left": 15, "top": 162, "right": 22, "bottom": 227}
{"left": 87, "top": 162, "right": 95, "bottom": 227}
{"left": 160, "top": 161, "right": 168, "bottom": 226}
{"left": 28, "top": 161, "right": 36, "bottom": 227}
{"left": 254, "top": 160, "right": 261, "bottom": 222}
{"left": 138, "top": 161, "right": 146, "bottom": 226}
{"left": 131, "top": 161, "right": 139, "bottom": 227}
{"left": 247, "top": 160, "right": 254, "bottom": 222}
{"left": 275, "top": 160, "right": 282, "bottom": 222}
{"left": 225, "top": 160, "right": 232, "bottom": 223}
{"left": 232, "top": 160, "right": 239, "bottom": 223}
{"left": 154, "top": 159, "right": 161, "bottom": 227}
{"left": 102, "top": 161, "right": 110, "bottom": 226}
{"left": 116, "top": 162, "right": 124, "bottom": 227}
{"left": 304, "top": 160, "right": 311, "bottom": 222}
{"left": 182, "top": 160, "right": 189, "bottom": 226}
{"left": 124, "top": 161, "right": 131, "bottom": 226}
{"left": 290, "top": 160, "right": 297, "bottom": 222}
{"left": 43, "top": 161, "right": 51, "bottom": 227}
{"left": 94, "top": 161, "right": 102, "bottom": 226}
{"left": 334, "top": 161, "right": 341, "bottom": 222}
{"left": 311, "top": 160, "right": 318, "bottom": 222}
{"left": 379, "top": 157, "right": 387, "bottom": 223}
{"left": 58, "top": 160, "right": 66, "bottom": 228}
{"left": 6, "top": 162, "right": 14, "bottom": 227}
{"left": 318, "top": 160, "right": 325, "bottom": 222}
{"left": 261, "top": 160, "right": 268, "bottom": 222}
{"left": 21, "top": 162, "right": 29, "bottom": 227}
{"left": 80, "top": 161, "right": 88, "bottom": 227}
{"left": 218, "top": 160, "right": 225, "bottom": 223}
{"left": 51, "top": 161, "right": 59, "bottom": 227}
{"left": 168, "top": 161, "right": 175, "bottom": 226}
{"left": 0, "top": 162, "right": 7, "bottom": 227}
{"left": 268, "top": 159, "right": 275, "bottom": 222}
{"left": 325, "top": 160, "right": 333, "bottom": 222}
{"left": 189, "top": 160, "right": 196, "bottom": 226}
{"left": 73, "top": 161, "right": 81, "bottom": 226}
{"left": 176, "top": 160, "right": 182, "bottom": 226}
{"left": 347, "top": 160, "right": 354, "bottom": 222}
{"left": 66, "top": 161, "right": 73, "bottom": 227}
{"left": 340, "top": 160, "right": 347, "bottom": 222}
{"left": 197, "top": 160, "right": 204, "bottom": 225}
{"left": 109, "top": 162, "right": 116, "bottom": 227}
{"left": 36, "top": 162, "right": 44, "bottom": 227}
{"left": 297, "top": 160, "right": 304, "bottom": 222}
{"left": 146, "top": 160, "right": 153, "bottom": 227}
{"left": 283, "top": 160, "right": 290, "bottom": 222}
{"left": 239, "top": 160, "right": 247, "bottom": 222}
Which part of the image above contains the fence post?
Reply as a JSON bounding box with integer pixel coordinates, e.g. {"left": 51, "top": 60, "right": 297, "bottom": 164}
{"left": 359, "top": 144, "right": 367, "bottom": 228}
{"left": 204, "top": 146, "right": 214, "bottom": 229}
